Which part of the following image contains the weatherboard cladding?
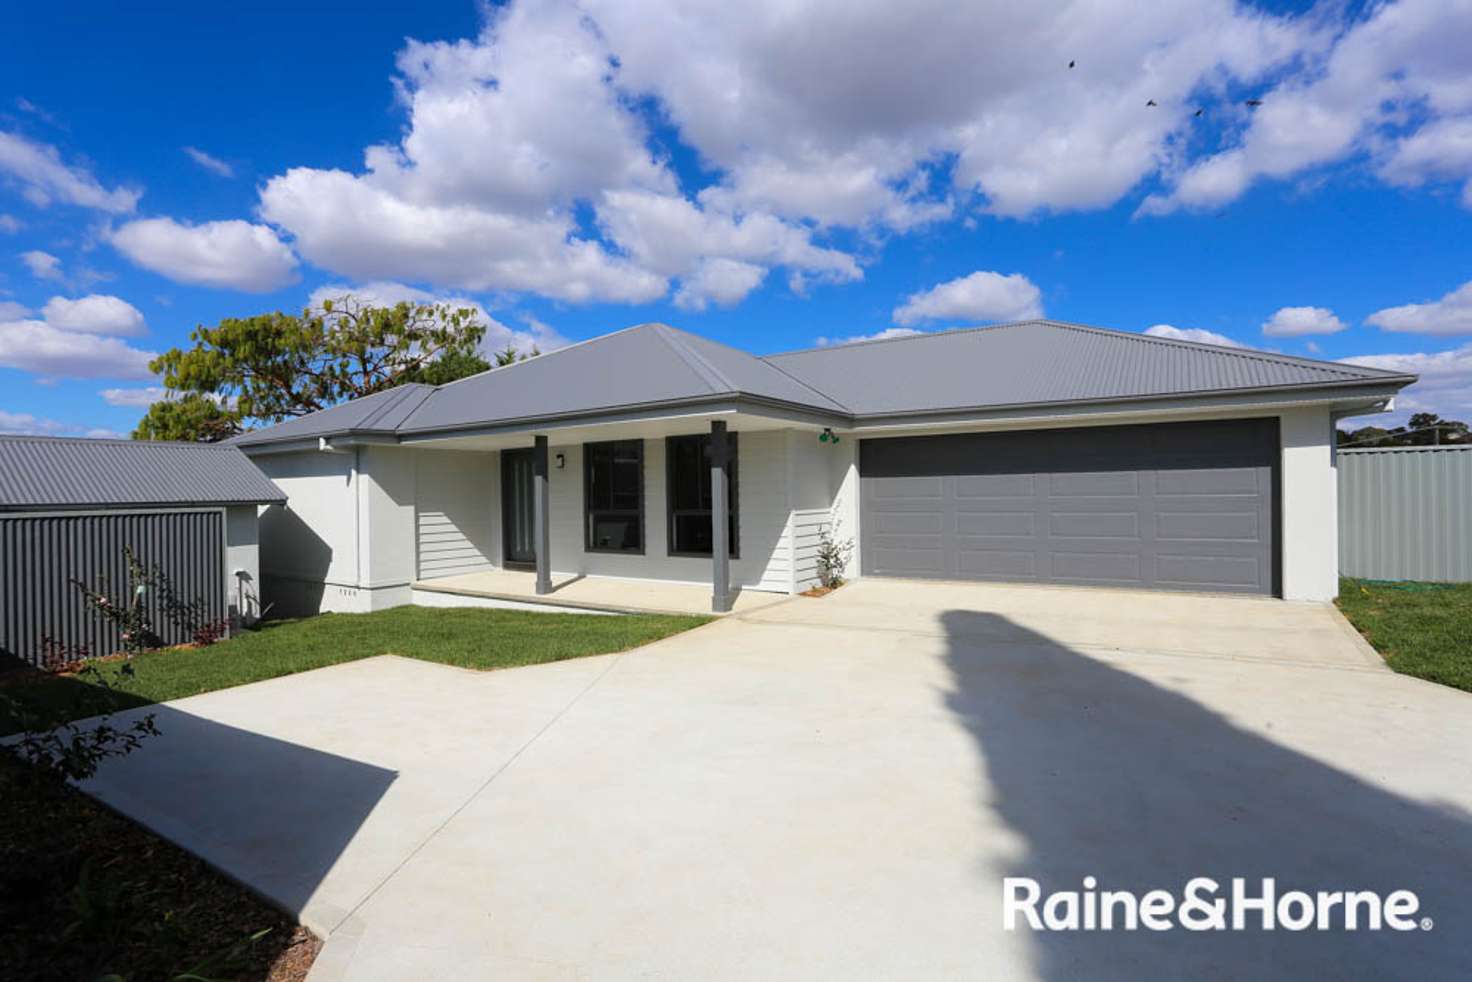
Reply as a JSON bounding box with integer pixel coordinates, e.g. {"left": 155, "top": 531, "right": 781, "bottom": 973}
{"left": 232, "top": 320, "right": 1412, "bottom": 447}
{"left": 0, "top": 437, "right": 285, "bottom": 510}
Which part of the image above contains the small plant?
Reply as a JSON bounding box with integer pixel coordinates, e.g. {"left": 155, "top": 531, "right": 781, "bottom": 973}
{"left": 815, "top": 521, "right": 855, "bottom": 589}
{"left": 38, "top": 637, "right": 93, "bottom": 674}
{"left": 70, "top": 548, "right": 162, "bottom": 656}
{"left": 0, "top": 661, "right": 159, "bottom": 782}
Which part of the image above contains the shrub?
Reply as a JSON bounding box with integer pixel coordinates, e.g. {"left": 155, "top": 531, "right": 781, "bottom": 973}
{"left": 815, "top": 521, "right": 855, "bottom": 589}
{"left": 0, "top": 662, "right": 159, "bottom": 782}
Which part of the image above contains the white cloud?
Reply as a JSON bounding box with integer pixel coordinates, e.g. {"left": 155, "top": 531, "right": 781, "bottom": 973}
{"left": 0, "top": 214, "right": 20, "bottom": 234}
{"left": 41, "top": 294, "right": 146, "bottom": 336}
{"left": 306, "top": 280, "right": 569, "bottom": 357}
{"left": 100, "top": 385, "right": 167, "bottom": 407}
{"left": 20, "top": 249, "right": 62, "bottom": 281}
{"left": 893, "top": 270, "right": 1042, "bottom": 326}
{"left": 111, "top": 217, "right": 299, "bottom": 292}
{"left": 814, "top": 326, "right": 925, "bottom": 347}
{"left": 672, "top": 258, "right": 768, "bottom": 311}
{"left": 1366, "top": 280, "right": 1472, "bottom": 335}
{"left": 1141, "top": 0, "right": 1472, "bottom": 215}
{"left": 1261, "top": 305, "right": 1346, "bottom": 337}
{"left": 0, "top": 300, "right": 29, "bottom": 320}
{"left": 0, "top": 409, "right": 121, "bottom": 438}
{"left": 1341, "top": 342, "right": 1472, "bottom": 423}
{"left": 1144, "top": 324, "right": 1244, "bottom": 348}
{"left": 0, "top": 317, "right": 156, "bottom": 379}
{"left": 0, "top": 130, "right": 139, "bottom": 212}
{"left": 183, "top": 146, "right": 234, "bottom": 178}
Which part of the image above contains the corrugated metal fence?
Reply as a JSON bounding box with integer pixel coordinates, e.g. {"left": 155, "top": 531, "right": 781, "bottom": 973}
{"left": 1338, "top": 446, "right": 1472, "bottom": 582}
{"left": 0, "top": 510, "right": 226, "bottom": 668}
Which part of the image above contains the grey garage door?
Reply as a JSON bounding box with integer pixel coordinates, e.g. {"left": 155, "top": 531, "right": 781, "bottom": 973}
{"left": 859, "top": 418, "right": 1278, "bottom": 595}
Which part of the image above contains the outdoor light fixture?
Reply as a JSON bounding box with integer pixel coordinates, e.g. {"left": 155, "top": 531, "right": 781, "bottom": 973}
{"left": 819, "top": 428, "right": 840, "bottom": 444}
{"left": 555, "top": 453, "right": 566, "bottom": 469}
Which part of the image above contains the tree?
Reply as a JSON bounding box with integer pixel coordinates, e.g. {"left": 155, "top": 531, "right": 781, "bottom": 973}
{"left": 1337, "top": 413, "right": 1470, "bottom": 449}
{"left": 134, "top": 296, "right": 493, "bottom": 442}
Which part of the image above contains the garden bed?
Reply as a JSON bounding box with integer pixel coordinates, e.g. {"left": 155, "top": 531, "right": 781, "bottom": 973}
{"left": 0, "top": 754, "right": 319, "bottom": 981}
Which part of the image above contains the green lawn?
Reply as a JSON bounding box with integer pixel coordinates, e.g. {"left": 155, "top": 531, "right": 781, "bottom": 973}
{"left": 0, "top": 606, "right": 709, "bottom": 735}
{"left": 1336, "top": 577, "right": 1472, "bottom": 693}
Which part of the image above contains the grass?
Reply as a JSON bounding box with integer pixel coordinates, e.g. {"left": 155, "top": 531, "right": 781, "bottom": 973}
{"left": 1336, "top": 577, "right": 1472, "bottom": 693}
{"left": 1, "top": 605, "right": 709, "bottom": 735}
{"left": 0, "top": 754, "right": 320, "bottom": 981}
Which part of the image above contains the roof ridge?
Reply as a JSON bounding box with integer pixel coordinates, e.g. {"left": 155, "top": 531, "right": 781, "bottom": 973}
{"left": 356, "top": 383, "right": 433, "bottom": 430}
{"left": 0, "top": 434, "right": 241, "bottom": 450}
{"left": 649, "top": 323, "right": 734, "bottom": 395}
{"left": 1043, "top": 321, "right": 1405, "bottom": 380}
{"left": 767, "top": 319, "right": 1043, "bottom": 358}
{"left": 430, "top": 322, "right": 653, "bottom": 391}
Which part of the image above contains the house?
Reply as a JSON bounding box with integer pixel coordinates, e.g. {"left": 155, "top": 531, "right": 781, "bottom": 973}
{"left": 232, "top": 320, "right": 1414, "bottom": 614}
{"left": 0, "top": 437, "right": 284, "bottom": 666}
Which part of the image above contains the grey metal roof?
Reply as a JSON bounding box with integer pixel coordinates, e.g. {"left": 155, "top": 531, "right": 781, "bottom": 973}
{"left": 764, "top": 320, "right": 1413, "bottom": 416}
{"left": 0, "top": 436, "right": 286, "bottom": 511}
{"left": 231, "top": 319, "right": 1415, "bottom": 449}
{"left": 230, "top": 383, "right": 434, "bottom": 448}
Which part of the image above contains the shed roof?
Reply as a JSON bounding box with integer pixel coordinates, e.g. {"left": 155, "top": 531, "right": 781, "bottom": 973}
{"left": 0, "top": 436, "right": 286, "bottom": 511}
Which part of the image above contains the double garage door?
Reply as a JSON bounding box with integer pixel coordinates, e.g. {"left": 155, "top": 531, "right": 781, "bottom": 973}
{"left": 859, "top": 418, "right": 1279, "bottom": 595}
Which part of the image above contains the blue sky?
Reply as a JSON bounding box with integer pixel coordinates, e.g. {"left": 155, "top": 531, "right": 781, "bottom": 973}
{"left": 2, "top": 0, "right": 1471, "bottom": 437}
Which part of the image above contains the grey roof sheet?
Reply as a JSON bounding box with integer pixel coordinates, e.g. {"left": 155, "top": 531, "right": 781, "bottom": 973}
{"left": 0, "top": 436, "right": 286, "bottom": 510}
{"left": 231, "top": 383, "right": 434, "bottom": 447}
{"left": 764, "top": 320, "right": 1411, "bottom": 416}
{"left": 394, "top": 323, "right": 845, "bottom": 435}
{"left": 230, "top": 319, "right": 1415, "bottom": 449}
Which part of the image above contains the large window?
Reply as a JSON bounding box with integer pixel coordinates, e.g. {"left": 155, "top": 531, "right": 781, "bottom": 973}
{"left": 584, "top": 440, "right": 644, "bottom": 553}
{"left": 666, "top": 433, "right": 738, "bottom": 557}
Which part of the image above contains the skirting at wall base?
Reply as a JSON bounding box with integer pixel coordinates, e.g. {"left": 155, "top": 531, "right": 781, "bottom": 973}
{"left": 261, "top": 574, "right": 412, "bottom": 617}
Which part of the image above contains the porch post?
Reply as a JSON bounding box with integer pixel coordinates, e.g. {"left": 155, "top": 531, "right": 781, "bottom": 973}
{"left": 710, "top": 420, "right": 732, "bottom": 613}
{"left": 533, "top": 435, "right": 552, "bottom": 595}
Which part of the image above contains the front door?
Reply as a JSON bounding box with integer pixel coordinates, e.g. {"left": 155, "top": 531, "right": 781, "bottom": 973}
{"left": 502, "top": 448, "right": 536, "bottom": 568}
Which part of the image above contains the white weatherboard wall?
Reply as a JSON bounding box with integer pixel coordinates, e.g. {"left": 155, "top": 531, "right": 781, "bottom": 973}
{"left": 415, "top": 450, "right": 496, "bottom": 579}
{"left": 1280, "top": 405, "right": 1339, "bottom": 602}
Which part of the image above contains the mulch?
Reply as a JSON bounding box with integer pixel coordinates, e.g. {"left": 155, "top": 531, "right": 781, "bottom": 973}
{"left": 0, "top": 754, "right": 320, "bottom": 981}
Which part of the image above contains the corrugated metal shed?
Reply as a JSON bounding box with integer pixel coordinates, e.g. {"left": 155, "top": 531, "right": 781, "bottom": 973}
{"left": 1338, "top": 445, "right": 1472, "bottom": 583}
{"left": 765, "top": 321, "right": 1409, "bottom": 416}
{"left": 0, "top": 436, "right": 285, "bottom": 511}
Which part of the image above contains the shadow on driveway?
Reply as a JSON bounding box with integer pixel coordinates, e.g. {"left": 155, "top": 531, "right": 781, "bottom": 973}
{"left": 941, "top": 610, "right": 1471, "bottom": 980}
{"left": 79, "top": 703, "right": 397, "bottom": 926}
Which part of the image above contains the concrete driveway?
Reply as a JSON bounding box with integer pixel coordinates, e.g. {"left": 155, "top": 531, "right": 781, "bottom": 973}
{"left": 79, "top": 580, "right": 1472, "bottom": 980}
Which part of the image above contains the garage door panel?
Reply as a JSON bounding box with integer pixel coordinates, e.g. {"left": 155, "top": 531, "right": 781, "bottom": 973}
{"left": 1156, "top": 553, "right": 1265, "bottom": 589}
{"left": 859, "top": 418, "right": 1278, "bottom": 595}
{"left": 1155, "top": 467, "right": 1261, "bottom": 495}
{"left": 1049, "top": 471, "right": 1140, "bottom": 496}
{"left": 957, "top": 547, "right": 1037, "bottom": 578}
{"left": 1156, "top": 510, "right": 1260, "bottom": 541}
{"left": 1049, "top": 511, "right": 1140, "bottom": 538}
{"left": 955, "top": 473, "right": 1036, "bottom": 497}
{"left": 1050, "top": 551, "right": 1143, "bottom": 583}
{"left": 956, "top": 511, "right": 1035, "bottom": 536}
{"left": 869, "top": 510, "right": 946, "bottom": 534}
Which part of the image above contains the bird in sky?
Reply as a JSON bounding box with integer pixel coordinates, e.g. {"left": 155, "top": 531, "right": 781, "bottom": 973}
{"left": 1245, "top": 98, "right": 1264, "bottom": 107}
{"left": 1068, "top": 60, "right": 1076, "bottom": 68}
{"left": 1146, "top": 99, "right": 1158, "bottom": 107}
{"left": 1194, "top": 108, "right": 1204, "bottom": 117}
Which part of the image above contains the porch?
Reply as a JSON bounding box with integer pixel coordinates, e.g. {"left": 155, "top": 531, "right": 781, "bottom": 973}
{"left": 411, "top": 569, "right": 792, "bottom": 617}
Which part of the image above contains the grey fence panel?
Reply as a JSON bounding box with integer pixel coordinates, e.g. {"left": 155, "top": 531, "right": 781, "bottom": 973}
{"left": 0, "top": 510, "right": 225, "bottom": 667}
{"left": 1338, "top": 446, "right": 1472, "bottom": 583}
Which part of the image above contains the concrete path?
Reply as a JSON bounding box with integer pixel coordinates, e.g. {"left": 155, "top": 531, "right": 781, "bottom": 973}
{"left": 79, "top": 580, "right": 1472, "bottom": 980}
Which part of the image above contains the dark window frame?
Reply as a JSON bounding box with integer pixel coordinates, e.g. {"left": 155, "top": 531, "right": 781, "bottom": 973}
{"left": 665, "top": 432, "right": 739, "bottom": 559}
{"left": 583, "top": 439, "right": 646, "bottom": 555}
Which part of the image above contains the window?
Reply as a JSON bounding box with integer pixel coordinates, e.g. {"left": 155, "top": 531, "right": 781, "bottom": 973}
{"left": 584, "top": 440, "right": 644, "bottom": 553}
{"left": 666, "top": 433, "right": 738, "bottom": 557}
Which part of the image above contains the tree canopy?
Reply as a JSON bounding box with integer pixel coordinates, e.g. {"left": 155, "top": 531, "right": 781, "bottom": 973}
{"left": 1337, "top": 412, "right": 1471, "bottom": 448}
{"left": 133, "top": 296, "right": 519, "bottom": 442}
